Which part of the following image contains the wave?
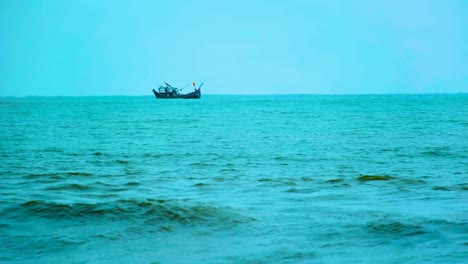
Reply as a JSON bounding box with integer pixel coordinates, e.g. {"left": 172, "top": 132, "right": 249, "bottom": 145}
{"left": 66, "top": 172, "right": 93, "bottom": 176}
{"left": 23, "top": 173, "right": 67, "bottom": 180}
{"left": 23, "top": 172, "right": 93, "bottom": 180}
{"left": 432, "top": 184, "right": 468, "bottom": 192}
{"left": 357, "top": 175, "right": 395, "bottom": 181}
{"left": 43, "top": 183, "right": 93, "bottom": 191}
{"left": 2, "top": 199, "right": 255, "bottom": 227}
{"left": 188, "top": 161, "right": 217, "bottom": 167}
{"left": 365, "top": 219, "right": 425, "bottom": 237}
{"left": 257, "top": 178, "right": 297, "bottom": 186}
{"left": 420, "top": 147, "right": 467, "bottom": 158}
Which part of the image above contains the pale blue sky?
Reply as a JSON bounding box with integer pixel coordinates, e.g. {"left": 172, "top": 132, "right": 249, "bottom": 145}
{"left": 1, "top": 0, "right": 467, "bottom": 96}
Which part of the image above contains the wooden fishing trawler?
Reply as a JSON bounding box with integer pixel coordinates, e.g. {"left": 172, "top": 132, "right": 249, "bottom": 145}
{"left": 152, "top": 82, "right": 202, "bottom": 99}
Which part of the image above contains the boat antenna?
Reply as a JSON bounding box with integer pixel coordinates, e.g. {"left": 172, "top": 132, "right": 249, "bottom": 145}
{"left": 164, "top": 82, "right": 175, "bottom": 88}
{"left": 180, "top": 83, "right": 191, "bottom": 91}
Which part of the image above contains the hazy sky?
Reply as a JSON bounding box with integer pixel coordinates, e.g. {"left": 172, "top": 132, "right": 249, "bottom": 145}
{"left": 1, "top": 0, "right": 467, "bottom": 96}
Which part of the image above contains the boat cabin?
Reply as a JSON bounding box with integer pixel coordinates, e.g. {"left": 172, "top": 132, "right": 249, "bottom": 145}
{"left": 158, "top": 86, "right": 180, "bottom": 96}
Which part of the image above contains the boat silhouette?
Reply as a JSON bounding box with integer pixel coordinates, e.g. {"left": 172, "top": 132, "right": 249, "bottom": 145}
{"left": 152, "top": 82, "right": 202, "bottom": 99}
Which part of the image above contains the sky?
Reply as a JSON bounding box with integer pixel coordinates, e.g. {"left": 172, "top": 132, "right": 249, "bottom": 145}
{"left": 1, "top": 0, "right": 467, "bottom": 96}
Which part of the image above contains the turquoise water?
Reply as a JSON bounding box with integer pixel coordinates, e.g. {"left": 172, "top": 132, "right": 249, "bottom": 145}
{"left": 0, "top": 94, "right": 467, "bottom": 263}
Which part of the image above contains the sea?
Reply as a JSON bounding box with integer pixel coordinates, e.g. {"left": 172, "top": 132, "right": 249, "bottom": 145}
{"left": 0, "top": 94, "right": 467, "bottom": 264}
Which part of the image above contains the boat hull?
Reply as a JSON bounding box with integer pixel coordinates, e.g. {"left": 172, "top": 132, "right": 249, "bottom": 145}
{"left": 152, "top": 89, "right": 201, "bottom": 99}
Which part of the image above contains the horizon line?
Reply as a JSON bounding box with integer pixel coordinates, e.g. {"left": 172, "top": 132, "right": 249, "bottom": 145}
{"left": 1, "top": 92, "right": 467, "bottom": 98}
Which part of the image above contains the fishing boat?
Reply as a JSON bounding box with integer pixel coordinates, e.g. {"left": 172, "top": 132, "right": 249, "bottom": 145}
{"left": 152, "top": 82, "right": 202, "bottom": 99}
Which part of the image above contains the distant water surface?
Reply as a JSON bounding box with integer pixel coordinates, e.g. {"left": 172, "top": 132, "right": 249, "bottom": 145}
{"left": 0, "top": 94, "right": 467, "bottom": 263}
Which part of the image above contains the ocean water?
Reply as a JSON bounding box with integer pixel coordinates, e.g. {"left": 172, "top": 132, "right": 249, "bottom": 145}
{"left": 0, "top": 94, "right": 467, "bottom": 263}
